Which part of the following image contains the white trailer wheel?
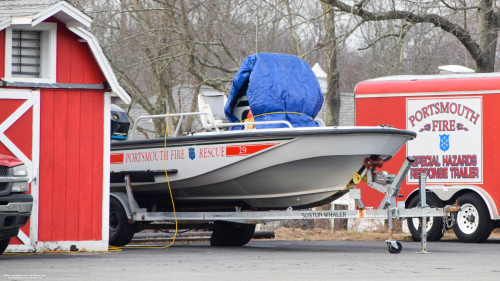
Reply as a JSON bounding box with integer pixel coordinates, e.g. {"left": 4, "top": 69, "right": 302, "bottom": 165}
{"left": 412, "top": 217, "right": 433, "bottom": 232}
{"left": 406, "top": 193, "right": 444, "bottom": 241}
{"left": 387, "top": 241, "right": 402, "bottom": 254}
{"left": 452, "top": 193, "right": 494, "bottom": 243}
{"left": 457, "top": 203, "right": 479, "bottom": 235}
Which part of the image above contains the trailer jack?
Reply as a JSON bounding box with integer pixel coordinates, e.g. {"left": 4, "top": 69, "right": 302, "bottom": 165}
{"left": 362, "top": 156, "right": 461, "bottom": 254}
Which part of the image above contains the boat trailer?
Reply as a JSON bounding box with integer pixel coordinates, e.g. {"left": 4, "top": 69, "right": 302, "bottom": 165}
{"left": 112, "top": 156, "right": 460, "bottom": 254}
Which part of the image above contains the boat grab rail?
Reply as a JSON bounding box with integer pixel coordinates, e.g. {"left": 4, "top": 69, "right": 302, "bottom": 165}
{"left": 315, "top": 118, "right": 325, "bottom": 127}
{"left": 131, "top": 112, "right": 219, "bottom": 140}
{"left": 130, "top": 113, "right": 296, "bottom": 140}
{"left": 217, "top": 121, "right": 293, "bottom": 131}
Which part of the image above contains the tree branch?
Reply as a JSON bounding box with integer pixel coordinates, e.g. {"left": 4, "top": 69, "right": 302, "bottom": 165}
{"left": 285, "top": 0, "right": 303, "bottom": 55}
{"left": 320, "top": 0, "right": 485, "bottom": 69}
{"left": 358, "top": 33, "right": 399, "bottom": 50}
{"left": 440, "top": 0, "right": 480, "bottom": 11}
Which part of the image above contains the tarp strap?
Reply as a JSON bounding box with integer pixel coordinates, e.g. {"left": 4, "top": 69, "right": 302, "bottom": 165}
{"left": 240, "top": 111, "right": 314, "bottom": 123}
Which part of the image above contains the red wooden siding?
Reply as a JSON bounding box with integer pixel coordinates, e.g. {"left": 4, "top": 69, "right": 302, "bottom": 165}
{"left": 39, "top": 90, "right": 54, "bottom": 241}
{"left": 39, "top": 89, "right": 105, "bottom": 241}
{"left": 66, "top": 90, "right": 80, "bottom": 241}
{"left": 52, "top": 18, "right": 107, "bottom": 84}
{"left": 4, "top": 107, "right": 34, "bottom": 167}
{"left": 37, "top": 18, "right": 108, "bottom": 242}
{"left": 0, "top": 99, "right": 32, "bottom": 159}
{"left": 91, "top": 92, "right": 104, "bottom": 238}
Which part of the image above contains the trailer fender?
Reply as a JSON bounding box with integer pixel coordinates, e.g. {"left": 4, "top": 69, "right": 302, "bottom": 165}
{"left": 110, "top": 192, "right": 132, "bottom": 220}
{"left": 406, "top": 185, "right": 499, "bottom": 220}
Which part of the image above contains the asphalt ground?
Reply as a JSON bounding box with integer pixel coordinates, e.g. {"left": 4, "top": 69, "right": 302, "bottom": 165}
{"left": 1, "top": 240, "right": 499, "bottom": 280}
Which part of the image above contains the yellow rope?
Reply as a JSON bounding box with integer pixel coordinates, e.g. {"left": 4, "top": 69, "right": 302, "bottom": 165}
{"left": 240, "top": 111, "right": 314, "bottom": 123}
{"left": 108, "top": 246, "right": 122, "bottom": 252}
{"left": 109, "top": 114, "right": 180, "bottom": 250}
{"left": 119, "top": 114, "right": 180, "bottom": 250}
{"left": 163, "top": 113, "right": 178, "bottom": 246}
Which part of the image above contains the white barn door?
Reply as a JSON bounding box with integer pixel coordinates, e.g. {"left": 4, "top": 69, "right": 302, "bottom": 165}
{"left": 0, "top": 89, "right": 40, "bottom": 252}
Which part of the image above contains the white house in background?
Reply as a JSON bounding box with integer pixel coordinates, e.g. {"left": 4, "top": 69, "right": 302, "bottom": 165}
{"left": 438, "top": 65, "right": 475, "bottom": 74}
{"left": 312, "top": 63, "right": 355, "bottom": 127}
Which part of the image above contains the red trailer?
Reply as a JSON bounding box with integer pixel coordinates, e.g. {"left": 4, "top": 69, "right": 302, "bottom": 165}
{"left": 355, "top": 72, "right": 500, "bottom": 243}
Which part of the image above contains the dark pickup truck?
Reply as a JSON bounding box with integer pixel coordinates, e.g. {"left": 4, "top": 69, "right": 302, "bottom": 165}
{"left": 0, "top": 155, "right": 33, "bottom": 255}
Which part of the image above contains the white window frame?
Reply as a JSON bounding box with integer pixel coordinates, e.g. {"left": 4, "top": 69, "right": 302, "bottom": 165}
{"left": 4, "top": 22, "right": 57, "bottom": 83}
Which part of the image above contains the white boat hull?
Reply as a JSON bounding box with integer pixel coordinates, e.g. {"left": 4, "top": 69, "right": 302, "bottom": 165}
{"left": 110, "top": 127, "right": 415, "bottom": 209}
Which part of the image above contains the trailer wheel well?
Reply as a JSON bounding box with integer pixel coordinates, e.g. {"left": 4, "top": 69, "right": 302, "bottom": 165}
{"left": 406, "top": 188, "right": 479, "bottom": 208}
{"left": 444, "top": 189, "right": 475, "bottom": 205}
{"left": 110, "top": 192, "right": 131, "bottom": 220}
{"left": 405, "top": 188, "right": 482, "bottom": 209}
{"left": 405, "top": 190, "right": 441, "bottom": 208}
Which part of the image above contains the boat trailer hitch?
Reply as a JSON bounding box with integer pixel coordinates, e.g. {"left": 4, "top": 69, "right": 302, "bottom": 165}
{"left": 360, "top": 156, "right": 461, "bottom": 254}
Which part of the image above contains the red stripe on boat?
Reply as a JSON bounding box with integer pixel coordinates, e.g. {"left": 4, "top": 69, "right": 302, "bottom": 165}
{"left": 110, "top": 153, "right": 124, "bottom": 164}
{"left": 226, "top": 143, "right": 279, "bottom": 157}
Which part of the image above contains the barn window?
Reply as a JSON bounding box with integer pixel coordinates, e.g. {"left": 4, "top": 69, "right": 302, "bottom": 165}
{"left": 11, "top": 30, "right": 41, "bottom": 78}
{"left": 3, "top": 22, "right": 57, "bottom": 83}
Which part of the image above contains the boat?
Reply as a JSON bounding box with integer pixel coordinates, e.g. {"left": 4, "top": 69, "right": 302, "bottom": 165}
{"left": 109, "top": 54, "right": 416, "bottom": 211}
{"left": 110, "top": 126, "right": 415, "bottom": 210}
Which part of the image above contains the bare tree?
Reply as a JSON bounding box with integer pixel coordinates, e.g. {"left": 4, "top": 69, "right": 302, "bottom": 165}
{"left": 86, "top": 0, "right": 248, "bottom": 137}
{"left": 77, "top": 0, "right": 335, "bottom": 137}
{"left": 321, "top": 0, "right": 500, "bottom": 73}
{"left": 321, "top": 3, "right": 340, "bottom": 126}
{"left": 71, "top": 0, "right": 497, "bottom": 135}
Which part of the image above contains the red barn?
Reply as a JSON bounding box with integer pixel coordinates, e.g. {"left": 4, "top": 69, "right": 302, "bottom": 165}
{"left": 0, "top": 0, "right": 130, "bottom": 252}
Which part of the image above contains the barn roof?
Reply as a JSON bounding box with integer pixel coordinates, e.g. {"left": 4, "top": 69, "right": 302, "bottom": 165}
{"left": 0, "top": 1, "right": 59, "bottom": 19}
{"left": 0, "top": 1, "right": 131, "bottom": 104}
{"left": 0, "top": 0, "right": 91, "bottom": 28}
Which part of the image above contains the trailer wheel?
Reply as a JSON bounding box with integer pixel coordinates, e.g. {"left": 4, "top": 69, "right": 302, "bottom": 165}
{"left": 0, "top": 238, "right": 10, "bottom": 255}
{"left": 407, "top": 193, "right": 444, "bottom": 242}
{"left": 210, "top": 223, "right": 255, "bottom": 246}
{"left": 453, "top": 193, "right": 494, "bottom": 243}
{"left": 109, "top": 197, "right": 137, "bottom": 246}
{"left": 387, "top": 241, "right": 402, "bottom": 254}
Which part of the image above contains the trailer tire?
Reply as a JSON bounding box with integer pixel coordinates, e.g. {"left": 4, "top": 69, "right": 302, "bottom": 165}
{"left": 453, "top": 193, "right": 494, "bottom": 243}
{"left": 407, "top": 193, "right": 445, "bottom": 242}
{"left": 387, "top": 241, "right": 402, "bottom": 254}
{"left": 210, "top": 223, "right": 255, "bottom": 246}
{"left": 109, "top": 197, "right": 137, "bottom": 246}
{"left": 0, "top": 238, "right": 10, "bottom": 255}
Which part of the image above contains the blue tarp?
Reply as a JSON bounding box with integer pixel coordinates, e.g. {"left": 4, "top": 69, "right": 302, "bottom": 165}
{"left": 224, "top": 53, "right": 324, "bottom": 129}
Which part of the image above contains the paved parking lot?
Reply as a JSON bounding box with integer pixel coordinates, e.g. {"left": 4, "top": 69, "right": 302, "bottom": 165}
{"left": 1, "top": 240, "right": 500, "bottom": 280}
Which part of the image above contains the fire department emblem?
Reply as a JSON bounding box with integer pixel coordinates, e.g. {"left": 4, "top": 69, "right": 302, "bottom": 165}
{"left": 439, "top": 134, "right": 449, "bottom": 152}
{"left": 189, "top": 147, "right": 195, "bottom": 160}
